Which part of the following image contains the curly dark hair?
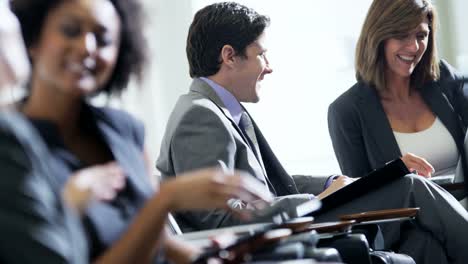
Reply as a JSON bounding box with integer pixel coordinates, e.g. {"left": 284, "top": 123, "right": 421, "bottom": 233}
{"left": 187, "top": 2, "right": 270, "bottom": 78}
{"left": 11, "top": 0, "right": 147, "bottom": 95}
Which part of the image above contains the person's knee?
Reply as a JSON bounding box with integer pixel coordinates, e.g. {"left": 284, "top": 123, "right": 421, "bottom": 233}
{"left": 397, "top": 174, "right": 435, "bottom": 198}
{"left": 394, "top": 174, "right": 425, "bottom": 190}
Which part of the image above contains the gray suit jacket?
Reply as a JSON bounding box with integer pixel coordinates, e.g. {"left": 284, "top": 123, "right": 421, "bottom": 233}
{"left": 157, "top": 78, "right": 329, "bottom": 231}
{"left": 0, "top": 112, "right": 87, "bottom": 263}
{"left": 328, "top": 60, "right": 468, "bottom": 178}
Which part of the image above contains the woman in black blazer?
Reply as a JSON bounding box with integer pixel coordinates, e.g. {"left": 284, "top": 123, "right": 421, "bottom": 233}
{"left": 328, "top": 0, "right": 468, "bottom": 178}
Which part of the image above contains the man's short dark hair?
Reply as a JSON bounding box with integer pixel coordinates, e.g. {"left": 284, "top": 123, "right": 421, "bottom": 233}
{"left": 186, "top": 2, "right": 270, "bottom": 78}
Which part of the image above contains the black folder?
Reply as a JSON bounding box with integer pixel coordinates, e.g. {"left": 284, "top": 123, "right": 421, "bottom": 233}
{"left": 311, "top": 159, "right": 410, "bottom": 216}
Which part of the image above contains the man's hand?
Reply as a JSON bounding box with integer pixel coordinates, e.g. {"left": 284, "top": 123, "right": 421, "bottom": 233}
{"left": 160, "top": 168, "right": 273, "bottom": 220}
{"left": 317, "top": 176, "right": 355, "bottom": 200}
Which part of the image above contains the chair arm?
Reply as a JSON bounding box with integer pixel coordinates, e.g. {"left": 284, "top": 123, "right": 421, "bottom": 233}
{"left": 339, "top": 208, "right": 419, "bottom": 223}
{"left": 303, "top": 220, "right": 356, "bottom": 234}
{"left": 439, "top": 182, "right": 465, "bottom": 192}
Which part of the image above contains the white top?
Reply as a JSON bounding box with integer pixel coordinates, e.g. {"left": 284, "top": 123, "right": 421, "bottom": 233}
{"left": 393, "top": 117, "right": 459, "bottom": 176}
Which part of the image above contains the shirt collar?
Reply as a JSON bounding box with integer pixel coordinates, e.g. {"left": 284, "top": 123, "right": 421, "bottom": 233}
{"left": 200, "top": 77, "right": 243, "bottom": 125}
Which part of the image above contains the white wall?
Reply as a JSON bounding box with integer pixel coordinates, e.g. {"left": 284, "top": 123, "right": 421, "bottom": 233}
{"left": 432, "top": 0, "right": 468, "bottom": 74}
{"left": 451, "top": 0, "right": 468, "bottom": 73}
{"left": 118, "top": 0, "right": 195, "bottom": 171}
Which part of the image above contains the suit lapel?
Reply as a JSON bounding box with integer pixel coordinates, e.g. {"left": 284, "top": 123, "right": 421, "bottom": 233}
{"left": 1, "top": 113, "right": 89, "bottom": 261}
{"left": 420, "top": 81, "right": 466, "bottom": 154}
{"left": 250, "top": 116, "right": 300, "bottom": 195}
{"left": 190, "top": 79, "right": 237, "bottom": 125}
{"left": 92, "top": 109, "right": 154, "bottom": 200}
{"left": 189, "top": 79, "right": 260, "bottom": 156}
{"left": 357, "top": 81, "right": 467, "bottom": 167}
{"left": 357, "top": 84, "right": 401, "bottom": 163}
{"left": 189, "top": 79, "right": 294, "bottom": 193}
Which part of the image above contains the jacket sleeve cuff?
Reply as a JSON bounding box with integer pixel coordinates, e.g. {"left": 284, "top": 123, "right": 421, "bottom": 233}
{"left": 324, "top": 174, "right": 340, "bottom": 190}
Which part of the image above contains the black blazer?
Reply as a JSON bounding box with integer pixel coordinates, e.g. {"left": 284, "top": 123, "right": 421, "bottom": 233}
{"left": 0, "top": 112, "right": 88, "bottom": 263}
{"left": 328, "top": 60, "right": 468, "bottom": 178}
{"left": 29, "top": 102, "right": 154, "bottom": 259}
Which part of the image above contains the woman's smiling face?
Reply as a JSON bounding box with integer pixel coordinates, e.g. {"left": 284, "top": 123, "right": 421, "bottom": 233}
{"left": 29, "top": 0, "right": 121, "bottom": 97}
{"left": 384, "top": 19, "right": 430, "bottom": 81}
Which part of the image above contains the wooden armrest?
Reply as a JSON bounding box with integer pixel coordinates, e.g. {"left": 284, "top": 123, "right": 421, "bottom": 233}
{"left": 339, "top": 208, "right": 419, "bottom": 223}
{"left": 304, "top": 220, "right": 356, "bottom": 233}
{"left": 281, "top": 217, "right": 315, "bottom": 232}
{"left": 193, "top": 228, "right": 292, "bottom": 263}
{"left": 440, "top": 182, "right": 465, "bottom": 192}
{"left": 222, "top": 228, "right": 292, "bottom": 262}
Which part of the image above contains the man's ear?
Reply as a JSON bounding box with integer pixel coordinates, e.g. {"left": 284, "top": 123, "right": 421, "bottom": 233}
{"left": 219, "top": 45, "right": 237, "bottom": 68}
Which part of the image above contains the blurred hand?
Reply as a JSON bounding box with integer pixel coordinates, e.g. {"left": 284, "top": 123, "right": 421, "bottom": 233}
{"left": 160, "top": 168, "right": 273, "bottom": 219}
{"left": 317, "top": 175, "right": 355, "bottom": 200}
{"left": 63, "top": 162, "right": 126, "bottom": 213}
{"left": 0, "top": 3, "right": 30, "bottom": 89}
{"left": 401, "top": 153, "right": 434, "bottom": 178}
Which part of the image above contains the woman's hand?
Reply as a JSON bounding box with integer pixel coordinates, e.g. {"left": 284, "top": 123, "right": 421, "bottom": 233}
{"left": 401, "top": 153, "right": 434, "bottom": 178}
{"left": 63, "top": 162, "right": 126, "bottom": 213}
{"left": 160, "top": 168, "right": 273, "bottom": 219}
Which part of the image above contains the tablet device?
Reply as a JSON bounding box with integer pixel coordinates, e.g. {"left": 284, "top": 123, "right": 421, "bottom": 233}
{"left": 311, "top": 158, "right": 409, "bottom": 215}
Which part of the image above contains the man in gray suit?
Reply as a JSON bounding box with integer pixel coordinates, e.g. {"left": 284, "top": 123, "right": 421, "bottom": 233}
{"left": 157, "top": 2, "right": 468, "bottom": 264}
{"left": 157, "top": 1, "right": 355, "bottom": 230}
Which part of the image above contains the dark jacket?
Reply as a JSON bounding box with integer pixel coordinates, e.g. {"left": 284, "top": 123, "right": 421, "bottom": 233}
{"left": 29, "top": 103, "right": 154, "bottom": 259}
{"left": 0, "top": 111, "right": 88, "bottom": 263}
{"left": 328, "top": 60, "right": 468, "bottom": 178}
